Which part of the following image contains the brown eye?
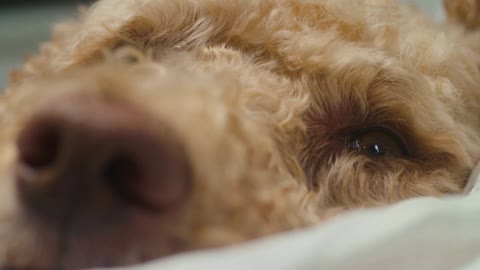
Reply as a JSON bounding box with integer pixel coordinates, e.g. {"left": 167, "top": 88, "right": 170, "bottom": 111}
{"left": 347, "top": 127, "right": 409, "bottom": 159}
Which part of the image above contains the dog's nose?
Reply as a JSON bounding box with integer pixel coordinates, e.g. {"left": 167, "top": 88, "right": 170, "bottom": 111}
{"left": 15, "top": 94, "right": 190, "bottom": 221}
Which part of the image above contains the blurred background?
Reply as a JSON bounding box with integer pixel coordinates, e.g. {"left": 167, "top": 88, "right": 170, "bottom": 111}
{"left": 0, "top": 0, "right": 443, "bottom": 88}
{"left": 0, "top": 0, "right": 90, "bottom": 88}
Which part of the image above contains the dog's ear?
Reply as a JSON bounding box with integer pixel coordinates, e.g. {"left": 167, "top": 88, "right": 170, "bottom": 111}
{"left": 444, "top": 0, "right": 480, "bottom": 29}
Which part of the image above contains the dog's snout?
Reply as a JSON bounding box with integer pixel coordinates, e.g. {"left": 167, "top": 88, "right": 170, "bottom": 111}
{"left": 15, "top": 94, "right": 190, "bottom": 221}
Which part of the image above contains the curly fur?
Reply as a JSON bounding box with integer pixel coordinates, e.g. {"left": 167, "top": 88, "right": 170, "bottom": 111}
{"left": 2, "top": 0, "right": 480, "bottom": 268}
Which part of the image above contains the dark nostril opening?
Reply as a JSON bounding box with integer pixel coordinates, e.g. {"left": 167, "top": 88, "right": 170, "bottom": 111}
{"left": 103, "top": 153, "right": 148, "bottom": 206}
{"left": 104, "top": 154, "right": 142, "bottom": 187}
{"left": 17, "top": 119, "right": 61, "bottom": 170}
{"left": 103, "top": 150, "right": 187, "bottom": 212}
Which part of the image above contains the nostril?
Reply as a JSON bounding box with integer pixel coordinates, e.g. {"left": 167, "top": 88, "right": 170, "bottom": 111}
{"left": 104, "top": 153, "right": 145, "bottom": 204}
{"left": 104, "top": 154, "right": 142, "bottom": 186}
{"left": 103, "top": 150, "right": 181, "bottom": 211}
{"left": 103, "top": 152, "right": 169, "bottom": 211}
{"left": 17, "top": 119, "right": 61, "bottom": 170}
{"left": 103, "top": 144, "right": 190, "bottom": 212}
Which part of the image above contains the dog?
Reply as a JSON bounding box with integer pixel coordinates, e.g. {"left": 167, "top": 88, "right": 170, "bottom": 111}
{"left": 2, "top": 0, "right": 480, "bottom": 268}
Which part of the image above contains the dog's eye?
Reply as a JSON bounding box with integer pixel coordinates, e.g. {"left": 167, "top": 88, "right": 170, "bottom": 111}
{"left": 347, "top": 127, "right": 409, "bottom": 159}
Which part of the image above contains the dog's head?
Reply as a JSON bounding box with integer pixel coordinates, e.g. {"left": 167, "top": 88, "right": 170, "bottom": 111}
{"left": 2, "top": 0, "right": 480, "bottom": 269}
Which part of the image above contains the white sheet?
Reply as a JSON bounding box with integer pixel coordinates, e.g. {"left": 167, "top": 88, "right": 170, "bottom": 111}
{"left": 94, "top": 164, "right": 480, "bottom": 270}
